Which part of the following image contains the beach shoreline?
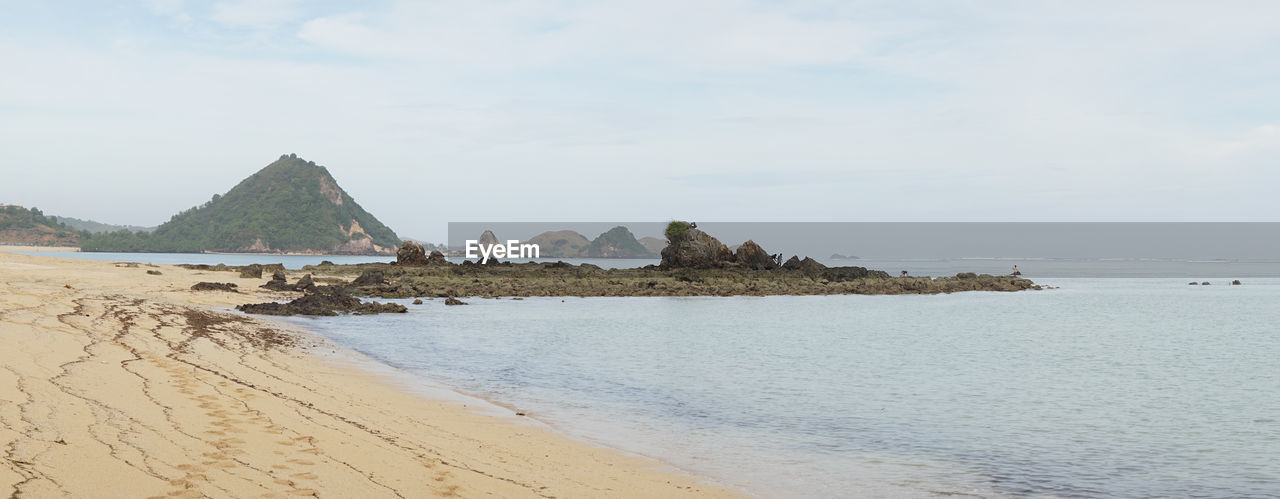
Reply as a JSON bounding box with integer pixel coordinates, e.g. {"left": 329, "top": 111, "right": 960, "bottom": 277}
{"left": 0, "top": 247, "right": 737, "bottom": 497}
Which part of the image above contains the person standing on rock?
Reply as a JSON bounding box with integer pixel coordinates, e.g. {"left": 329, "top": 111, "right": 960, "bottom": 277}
{"left": 1012, "top": 265, "right": 1021, "bottom": 276}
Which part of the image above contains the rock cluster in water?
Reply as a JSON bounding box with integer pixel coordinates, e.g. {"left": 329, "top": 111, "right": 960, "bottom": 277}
{"left": 300, "top": 232, "right": 1039, "bottom": 298}
{"left": 236, "top": 286, "right": 406, "bottom": 316}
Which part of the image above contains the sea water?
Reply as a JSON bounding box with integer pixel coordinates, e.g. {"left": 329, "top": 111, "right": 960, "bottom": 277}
{"left": 20, "top": 250, "right": 1279, "bottom": 495}
{"left": 15, "top": 251, "right": 657, "bottom": 270}
{"left": 285, "top": 278, "right": 1280, "bottom": 497}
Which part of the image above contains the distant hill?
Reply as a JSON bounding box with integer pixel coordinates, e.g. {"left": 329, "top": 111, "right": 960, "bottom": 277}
{"left": 525, "top": 230, "right": 591, "bottom": 257}
{"left": 0, "top": 205, "right": 81, "bottom": 246}
{"left": 585, "top": 226, "right": 656, "bottom": 258}
{"left": 81, "top": 154, "right": 400, "bottom": 255}
{"left": 52, "top": 216, "right": 154, "bottom": 234}
{"left": 638, "top": 236, "right": 666, "bottom": 255}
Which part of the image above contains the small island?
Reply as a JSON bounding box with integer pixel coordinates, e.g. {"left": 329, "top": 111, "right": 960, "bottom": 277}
{"left": 224, "top": 221, "right": 1039, "bottom": 316}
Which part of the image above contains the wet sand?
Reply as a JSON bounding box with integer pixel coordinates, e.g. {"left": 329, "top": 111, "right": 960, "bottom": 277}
{"left": 0, "top": 248, "right": 735, "bottom": 497}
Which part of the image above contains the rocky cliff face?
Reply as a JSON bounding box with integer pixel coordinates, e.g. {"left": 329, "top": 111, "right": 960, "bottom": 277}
{"left": 659, "top": 225, "right": 734, "bottom": 269}
{"left": 397, "top": 241, "right": 448, "bottom": 266}
{"left": 733, "top": 240, "right": 776, "bottom": 270}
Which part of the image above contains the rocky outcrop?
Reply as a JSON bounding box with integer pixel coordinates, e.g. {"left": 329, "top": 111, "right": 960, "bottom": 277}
{"left": 426, "top": 250, "right": 449, "bottom": 266}
{"left": 397, "top": 241, "right": 427, "bottom": 265}
{"left": 824, "top": 266, "right": 891, "bottom": 281}
{"left": 733, "top": 240, "right": 776, "bottom": 270}
{"left": 261, "top": 278, "right": 291, "bottom": 291}
{"left": 796, "top": 257, "right": 826, "bottom": 274}
{"left": 320, "top": 259, "right": 1040, "bottom": 298}
{"left": 781, "top": 256, "right": 826, "bottom": 275}
{"left": 444, "top": 297, "right": 468, "bottom": 306}
{"left": 191, "top": 282, "right": 239, "bottom": 292}
{"left": 239, "top": 264, "right": 263, "bottom": 279}
{"left": 236, "top": 287, "right": 407, "bottom": 316}
{"left": 478, "top": 230, "right": 499, "bottom": 252}
{"left": 352, "top": 270, "right": 387, "bottom": 286}
{"left": 294, "top": 274, "right": 316, "bottom": 292}
{"left": 659, "top": 223, "right": 733, "bottom": 269}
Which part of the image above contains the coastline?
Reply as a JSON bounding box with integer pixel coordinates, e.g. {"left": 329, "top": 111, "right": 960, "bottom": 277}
{"left": 0, "top": 247, "right": 737, "bottom": 497}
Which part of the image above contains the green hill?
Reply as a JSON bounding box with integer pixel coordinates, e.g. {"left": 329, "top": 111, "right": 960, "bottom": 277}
{"left": 81, "top": 154, "right": 400, "bottom": 254}
{"left": 52, "top": 216, "right": 154, "bottom": 234}
{"left": 585, "top": 226, "right": 656, "bottom": 258}
{"left": 525, "top": 230, "right": 591, "bottom": 257}
{"left": 0, "top": 205, "right": 83, "bottom": 246}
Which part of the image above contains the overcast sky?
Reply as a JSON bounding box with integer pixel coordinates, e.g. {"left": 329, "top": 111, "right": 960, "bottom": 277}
{"left": 2, "top": 1, "right": 1278, "bottom": 240}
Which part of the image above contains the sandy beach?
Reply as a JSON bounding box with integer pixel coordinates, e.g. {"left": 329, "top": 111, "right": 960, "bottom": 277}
{"left": 0, "top": 248, "right": 735, "bottom": 498}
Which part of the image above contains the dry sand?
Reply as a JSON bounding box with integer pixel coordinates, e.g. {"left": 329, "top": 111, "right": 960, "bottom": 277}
{"left": 0, "top": 248, "right": 737, "bottom": 498}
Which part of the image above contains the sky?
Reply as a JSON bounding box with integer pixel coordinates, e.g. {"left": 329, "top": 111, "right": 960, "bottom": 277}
{"left": 2, "top": 1, "right": 1278, "bottom": 241}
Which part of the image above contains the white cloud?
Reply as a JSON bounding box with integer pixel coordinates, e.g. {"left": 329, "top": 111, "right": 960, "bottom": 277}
{"left": 4, "top": 0, "right": 1280, "bottom": 235}
{"left": 298, "top": 1, "right": 878, "bottom": 70}
{"left": 210, "top": 0, "right": 302, "bottom": 29}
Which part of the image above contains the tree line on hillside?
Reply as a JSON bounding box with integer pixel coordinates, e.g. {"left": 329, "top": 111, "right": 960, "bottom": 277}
{"left": 81, "top": 156, "right": 401, "bottom": 253}
{"left": 0, "top": 205, "right": 88, "bottom": 240}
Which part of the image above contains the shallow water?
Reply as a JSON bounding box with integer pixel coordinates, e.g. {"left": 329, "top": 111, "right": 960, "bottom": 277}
{"left": 19, "top": 250, "right": 1279, "bottom": 277}
{"left": 285, "top": 278, "right": 1280, "bottom": 497}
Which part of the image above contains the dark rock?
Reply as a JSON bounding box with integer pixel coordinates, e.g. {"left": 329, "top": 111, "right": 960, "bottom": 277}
{"left": 352, "top": 270, "right": 387, "bottom": 287}
{"left": 659, "top": 223, "right": 733, "bottom": 269}
{"left": 824, "top": 266, "right": 891, "bottom": 281}
{"left": 733, "top": 240, "right": 776, "bottom": 270}
{"left": 1189, "top": 282, "right": 1199, "bottom": 285}
{"left": 1202, "top": 281, "right": 1211, "bottom": 286}
{"left": 1232, "top": 280, "right": 1242, "bottom": 285}
{"left": 782, "top": 256, "right": 803, "bottom": 270}
{"left": 445, "top": 297, "right": 468, "bottom": 306}
{"left": 239, "top": 264, "right": 263, "bottom": 279}
{"left": 293, "top": 274, "right": 316, "bottom": 292}
{"left": 412, "top": 299, "right": 424, "bottom": 305}
{"left": 478, "top": 230, "right": 499, "bottom": 250}
{"left": 236, "top": 287, "right": 407, "bottom": 316}
{"left": 956, "top": 272, "right": 978, "bottom": 279}
{"left": 191, "top": 282, "right": 238, "bottom": 292}
{"left": 146, "top": 270, "right": 162, "bottom": 275}
{"left": 426, "top": 250, "right": 449, "bottom": 266}
{"left": 262, "top": 271, "right": 292, "bottom": 291}
{"left": 320, "top": 260, "right": 334, "bottom": 266}
{"left": 397, "top": 241, "right": 427, "bottom": 265}
{"left": 791, "top": 257, "right": 827, "bottom": 275}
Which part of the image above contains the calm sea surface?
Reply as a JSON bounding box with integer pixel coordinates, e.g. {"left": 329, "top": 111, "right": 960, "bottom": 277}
{"left": 17, "top": 250, "right": 1280, "bottom": 277}
{"left": 286, "top": 278, "right": 1279, "bottom": 498}
{"left": 21, "top": 251, "right": 1280, "bottom": 496}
